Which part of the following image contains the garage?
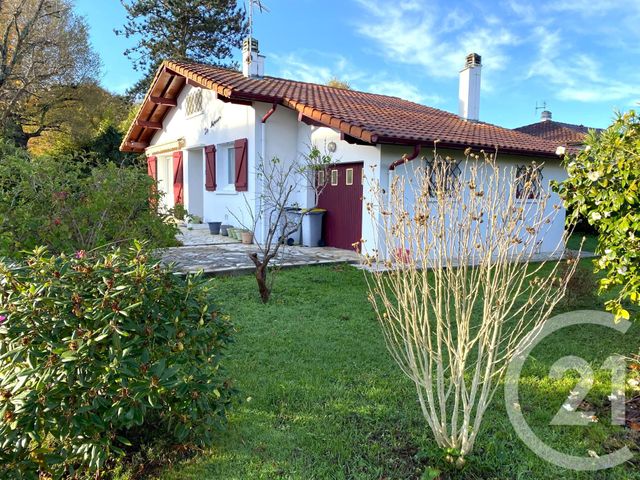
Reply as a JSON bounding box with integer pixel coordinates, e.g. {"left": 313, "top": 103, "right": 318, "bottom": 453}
{"left": 317, "top": 162, "right": 363, "bottom": 250}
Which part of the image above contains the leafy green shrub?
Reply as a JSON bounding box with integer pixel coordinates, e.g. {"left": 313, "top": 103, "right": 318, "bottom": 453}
{"left": 0, "top": 243, "right": 235, "bottom": 478}
{"left": 0, "top": 140, "right": 178, "bottom": 257}
{"left": 556, "top": 110, "right": 639, "bottom": 320}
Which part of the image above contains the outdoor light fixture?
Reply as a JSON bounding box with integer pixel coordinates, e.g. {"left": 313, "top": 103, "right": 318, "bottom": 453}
{"left": 327, "top": 141, "right": 337, "bottom": 153}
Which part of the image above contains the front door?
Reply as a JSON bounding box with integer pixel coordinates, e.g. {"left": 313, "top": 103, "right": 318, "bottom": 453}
{"left": 317, "top": 163, "right": 363, "bottom": 250}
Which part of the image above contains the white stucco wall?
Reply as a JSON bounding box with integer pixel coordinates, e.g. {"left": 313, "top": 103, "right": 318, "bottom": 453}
{"left": 148, "top": 84, "right": 567, "bottom": 256}
{"left": 383, "top": 145, "right": 567, "bottom": 259}
{"left": 151, "top": 85, "right": 258, "bottom": 231}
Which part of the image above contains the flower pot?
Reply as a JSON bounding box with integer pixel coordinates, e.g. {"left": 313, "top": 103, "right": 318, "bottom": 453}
{"left": 229, "top": 228, "right": 240, "bottom": 240}
{"left": 208, "top": 221, "right": 222, "bottom": 234}
{"left": 220, "top": 224, "right": 231, "bottom": 236}
{"left": 241, "top": 231, "right": 253, "bottom": 244}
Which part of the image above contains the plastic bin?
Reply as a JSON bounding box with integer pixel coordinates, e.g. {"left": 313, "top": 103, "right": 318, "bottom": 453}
{"left": 301, "top": 209, "right": 326, "bottom": 247}
{"left": 282, "top": 207, "right": 303, "bottom": 245}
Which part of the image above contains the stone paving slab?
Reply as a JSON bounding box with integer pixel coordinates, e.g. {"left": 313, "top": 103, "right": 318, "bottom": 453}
{"left": 160, "top": 242, "right": 361, "bottom": 275}
{"left": 176, "top": 225, "right": 240, "bottom": 246}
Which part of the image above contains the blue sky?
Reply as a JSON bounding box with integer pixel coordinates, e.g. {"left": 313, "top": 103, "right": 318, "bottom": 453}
{"left": 75, "top": 0, "right": 639, "bottom": 129}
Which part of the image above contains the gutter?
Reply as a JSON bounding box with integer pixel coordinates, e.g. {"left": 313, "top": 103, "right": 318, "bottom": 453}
{"left": 261, "top": 103, "right": 278, "bottom": 123}
{"left": 389, "top": 144, "right": 422, "bottom": 171}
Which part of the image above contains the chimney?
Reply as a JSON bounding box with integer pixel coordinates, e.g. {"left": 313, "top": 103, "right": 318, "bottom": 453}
{"left": 540, "top": 110, "right": 552, "bottom": 121}
{"left": 458, "top": 53, "right": 481, "bottom": 121}
{"left": 242, "top": 37, "right": 265, "bottom": 78}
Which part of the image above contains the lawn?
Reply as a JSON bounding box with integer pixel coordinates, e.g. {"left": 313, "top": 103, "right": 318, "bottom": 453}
{"left": 160, "top": 252, "right": 640, "bottom": 479}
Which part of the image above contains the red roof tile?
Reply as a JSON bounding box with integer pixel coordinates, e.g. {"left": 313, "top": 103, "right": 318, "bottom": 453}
{"left": 514, "top": 120, "right": 600, "bottom": 144}
{"left": 121, "top": 60, "right": 564, "bottom": 157}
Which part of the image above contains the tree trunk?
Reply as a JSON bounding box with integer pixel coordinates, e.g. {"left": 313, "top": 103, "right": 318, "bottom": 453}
{"left": 249, "top": 253, "right": 271, "bottom": 303}
{"left": 255, "top": 263, "right": 270, "bottom": 303}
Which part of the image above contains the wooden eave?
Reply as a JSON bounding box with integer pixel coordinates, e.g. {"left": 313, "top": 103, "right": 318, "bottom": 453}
{"left": 120, "top": 60, "right": 380, "bottom": 154}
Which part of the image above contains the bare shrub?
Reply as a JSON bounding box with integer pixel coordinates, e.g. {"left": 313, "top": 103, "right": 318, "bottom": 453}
{"left": 363, "top": 150, "right": 579, "bottom": 461}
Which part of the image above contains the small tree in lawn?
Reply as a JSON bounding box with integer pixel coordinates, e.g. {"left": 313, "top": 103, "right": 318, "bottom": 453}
{"left": 556, "top": 110, "right": 640, "bottom": 321}
{"left": 301, "top": 143, "right": 333, "bottom": 208}
{"left": 233, "top": 146, "right": 333, "bottom": 303}
{"left": 364, "top": 149, "right": 578, "bottom": 462}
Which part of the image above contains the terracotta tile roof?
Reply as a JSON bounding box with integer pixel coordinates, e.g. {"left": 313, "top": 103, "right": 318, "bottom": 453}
{"left": 514, "top": 119, "right": 600, "bottom": 144}
{"left": 121, "top": 60, "right": 564, "bottom": 157}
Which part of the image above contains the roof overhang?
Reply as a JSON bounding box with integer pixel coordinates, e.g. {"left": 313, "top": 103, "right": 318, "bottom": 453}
{"left": 121, "top": 60, "right": 565, "bottom": 158}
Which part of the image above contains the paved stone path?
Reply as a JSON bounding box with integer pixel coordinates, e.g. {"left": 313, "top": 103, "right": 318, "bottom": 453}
{"left": 160, "top": 243, "right": 361, "bottom": 274}
{"left": 167, "top": 225, "right": 595, "bottom": 275}
{"left": 176, "top": 224, "right": 240, "bottom": 246}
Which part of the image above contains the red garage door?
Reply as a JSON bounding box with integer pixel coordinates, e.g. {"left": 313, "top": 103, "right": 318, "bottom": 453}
{"left": 317, "top": 163, "right": 363, "bottom": 250}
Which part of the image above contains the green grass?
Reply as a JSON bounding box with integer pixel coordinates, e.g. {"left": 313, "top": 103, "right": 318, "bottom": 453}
{"left": 568, "top": 232, "right": 599, "bottom": 253}
{"left": 158, "top": 259, "right": 640, "bottom": 480}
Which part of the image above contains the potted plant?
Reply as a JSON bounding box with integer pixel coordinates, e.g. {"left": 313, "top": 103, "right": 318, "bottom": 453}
{"left": 208, "top": 221, "right": 222, "bottom": 234}
{"left": 241, "top": 230, "right": 253, "bottom": 244}
{"left": 220, "top": 224, "right": 231, "bottom": 236}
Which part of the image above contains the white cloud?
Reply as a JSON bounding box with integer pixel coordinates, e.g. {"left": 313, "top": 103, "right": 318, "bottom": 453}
{"left": 527, "top": 27, "right": 640, "bottom": 103}
{"left": 269, "top": 51, "right": 442, "bottom": 106}
{"left": 366, "top": 80, "right": 443, "bottom": 105}
{"left": 352, "top": 0, "right": 519, "bottom": 90}
{"left": 268, "top": 52, "right": 353, "bottom": 85}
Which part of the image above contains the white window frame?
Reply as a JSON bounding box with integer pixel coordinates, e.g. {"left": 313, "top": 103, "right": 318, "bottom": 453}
{"left": 215, "top": 143, "right": 237, "bottom": 193}
{"left": 330, "top": 169, "right": 339, "bottom": 186}
{"left": 345, "top": 168, "right": 354, "bottom": 186}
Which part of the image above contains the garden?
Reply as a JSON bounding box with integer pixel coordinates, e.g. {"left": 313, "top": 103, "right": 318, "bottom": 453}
{"left": 157, "top": 260, "right": 640, "bottom": 480}
{"left": 1, "top": 0, "right": 640, "bottom": 478}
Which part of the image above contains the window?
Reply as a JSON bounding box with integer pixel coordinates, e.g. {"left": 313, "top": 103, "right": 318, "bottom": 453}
{"left": 227, "top": 148, "right": 235, "bottom": 185}
{"left": 516, "top": 164, "right": 543, "bottom": 199}
{"left": 330, "top": 169, "right": 338, "bottom": 186}
{"left": 345, "top": 168, "right": 354, "bottom": 185}
{"left": 424, "top": 157, "right": 461, "bottom": 196}
{"left": 216, "top": 144, "right": 236, "bottom": 191}
{"left": 185, "top": 88, "right": 203, "bottom": 116}
{"left": 317, "top": 170, "right": 326, "bottom": 188}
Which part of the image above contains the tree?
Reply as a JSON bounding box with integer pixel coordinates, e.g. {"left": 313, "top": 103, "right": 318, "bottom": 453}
{"left": 232, "top": 147, "right": 333, "bottom": 303}
{"left": 0, "top": 0, "right": 100, "bottom": 146}
{"left": 326, "top": 77, "right": 351, "bottom": 90}
{"left": 116, "top": 0, "right": 247, "bottom": 99}
{"left": 556, "top": 110, "right": 640, "bottom": 321}
{"left": 364, "top": 151, "right": 577, "bottom": 461}
{"left": 27, "top": 82, "right": 137, "bottom": 164}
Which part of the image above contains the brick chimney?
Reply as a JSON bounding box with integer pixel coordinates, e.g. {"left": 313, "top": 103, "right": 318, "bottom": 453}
{"left": 458, "top": 53, "right": 481, "bottom": 121}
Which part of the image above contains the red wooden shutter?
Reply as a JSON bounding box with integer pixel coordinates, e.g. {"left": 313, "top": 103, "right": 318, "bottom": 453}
{"left": 205, "top": 145, "right": 216, "bottom": 191}
{"left": 147, "top": 156, "right": 157, "bottom": 179}
{"left": 172, "top": 151, "right": 184, "bottom": 205}
{"left": 147, "top": 156, "right": 158, "bottom": 209}
{"left": 234, "top": 138, "right": 248, "bottom": 192}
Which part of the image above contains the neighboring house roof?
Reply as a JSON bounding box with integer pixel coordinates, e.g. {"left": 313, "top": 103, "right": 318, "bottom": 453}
{"left": 514, "top": 119, "right": 600, "bottom": 145}
{"left": 121, "top": 60, "right": 563, "bottom": 157}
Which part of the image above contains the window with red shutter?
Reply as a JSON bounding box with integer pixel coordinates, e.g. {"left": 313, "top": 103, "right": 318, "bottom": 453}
{"left": 234, "top": 138, "right": 248, "bottom": 192}
{"left": 146, "top": 156, "right": 158, "bottom": 209}
{"left": 147, "top": 156, "right": 157, "bottom": 179}
{"left": 172, "top": 151, "right": 184, "bottom": 205}
{"left": 205, "top": 145, "right": 216, "bottom": 191}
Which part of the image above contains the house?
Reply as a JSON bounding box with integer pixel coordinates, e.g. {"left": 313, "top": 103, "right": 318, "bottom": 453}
{"left": 121, "top": 41, "right": 569, "bottom": 255}
{"left": 515, "top": 110, "right": 600, "bottom": 146}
